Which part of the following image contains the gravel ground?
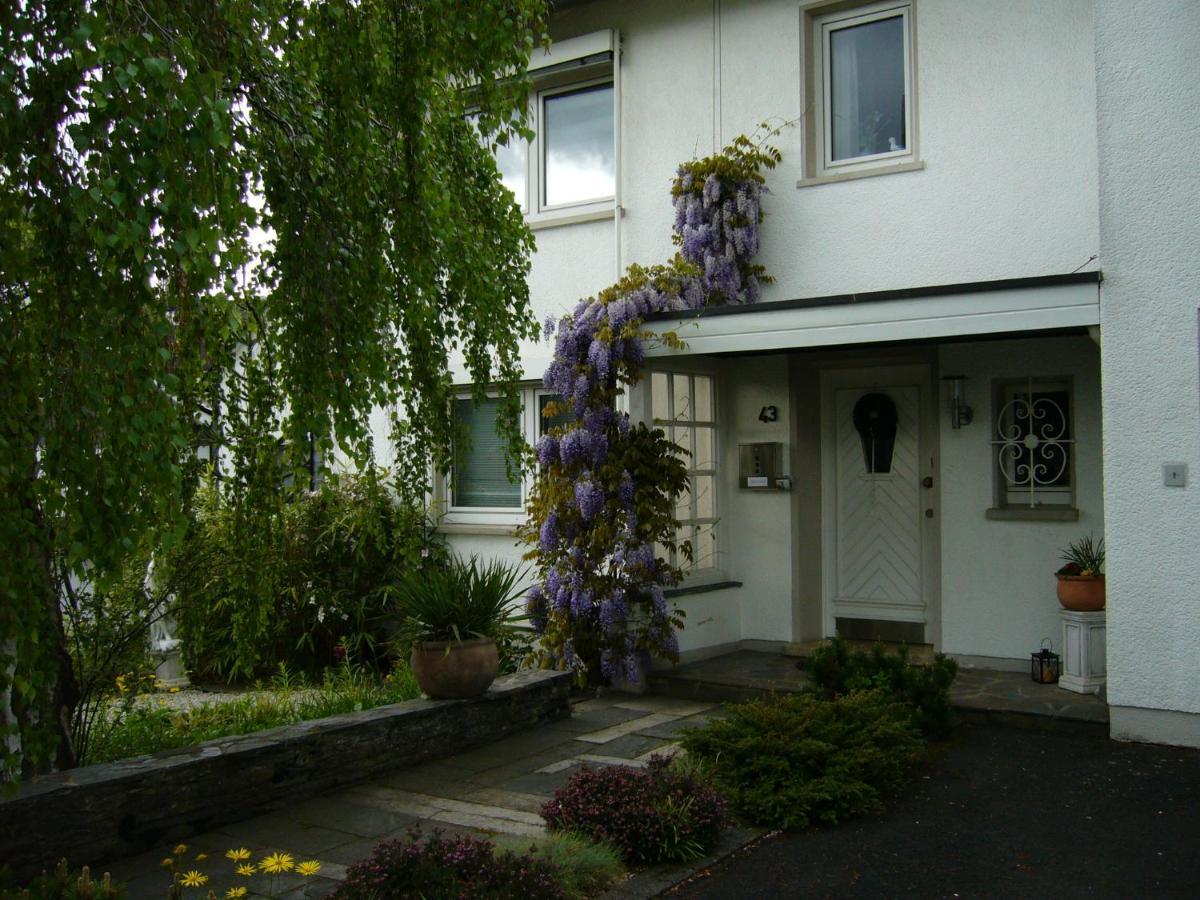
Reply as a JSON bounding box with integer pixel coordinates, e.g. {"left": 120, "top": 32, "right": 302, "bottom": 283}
{"left": 666, "top": 720, "right": 1200, "bottom": 899}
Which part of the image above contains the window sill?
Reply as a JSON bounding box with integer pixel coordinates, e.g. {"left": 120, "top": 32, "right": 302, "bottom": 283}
{"left": 985, "top": 507, "right": 1079, "bottom": 522}
{"left": 527, "top": 205, "right": 616, "bottom": 231}
{"left": 797, "top": 160, "right": 925, "bottom": 189}
{"left": 664, "top": 580, "right": 743, "bottom": 599}
{"left": 437, "top": 521, "right": 522, "bottom": 536}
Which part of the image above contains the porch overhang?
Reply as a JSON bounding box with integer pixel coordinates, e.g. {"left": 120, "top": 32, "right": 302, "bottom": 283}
{"left": 642, "top": 272, "right": 1101, "bottom": 357}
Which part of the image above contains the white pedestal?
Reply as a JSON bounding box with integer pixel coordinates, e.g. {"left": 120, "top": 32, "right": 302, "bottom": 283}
{"left": 152, "top": 646, "right": 190, "bottom": 690}
{"left": 1059, "top": 608, "right": 1105, "bottom": 695}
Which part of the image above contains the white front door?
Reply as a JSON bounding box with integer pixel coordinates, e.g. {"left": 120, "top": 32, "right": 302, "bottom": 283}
{"left": 821, "top": 365, "right": 938, "bottom": 641}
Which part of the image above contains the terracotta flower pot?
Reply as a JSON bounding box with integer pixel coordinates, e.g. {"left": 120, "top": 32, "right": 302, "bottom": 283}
{"left": 1056, "top": 574, "right": 1106, "bottom": 611}
{"left": 410, "top": 637, "right": 499, "bottom": 699}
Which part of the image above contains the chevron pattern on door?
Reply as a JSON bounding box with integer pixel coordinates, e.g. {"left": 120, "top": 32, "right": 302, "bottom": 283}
{"left": 833, "top": 384, "right": 926, "bottom": 622}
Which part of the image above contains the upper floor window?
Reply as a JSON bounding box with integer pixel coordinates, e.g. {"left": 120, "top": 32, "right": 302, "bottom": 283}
{"left": 805, "top": 1, "right": 918, "bottom": 179}
{"left": 542, "top": 82, "right": 615, "bottom": 208}
{"left": 488, "top": 77, "right": 615, "bottom": 220}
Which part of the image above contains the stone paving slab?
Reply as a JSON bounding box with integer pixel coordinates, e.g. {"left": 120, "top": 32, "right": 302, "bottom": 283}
{"left": 102, "top": 690, "right": 718, "bottom": 898}
{"left": 576, "top": 711, "right": 680, "bottom": 744}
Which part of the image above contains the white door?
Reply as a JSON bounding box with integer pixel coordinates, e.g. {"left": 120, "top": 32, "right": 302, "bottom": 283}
{"left": 821, "top": 365, "right": 938, "bottom": 640}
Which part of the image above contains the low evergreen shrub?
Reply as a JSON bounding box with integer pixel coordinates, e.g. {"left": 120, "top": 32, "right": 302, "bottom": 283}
{"left": 680, "top": 690, "right": 923, "bottom": 831}
{"left": 806, "top": 637, "right": 959, "bottom": 737}
{"left": 496, "top": 833, "right": 624, "bottom": 899}
{"left": 541, "top": 755, "right": 725, "bottom": 864}
{"left": 331, "top": 828, "right": 565, "bottom": 899}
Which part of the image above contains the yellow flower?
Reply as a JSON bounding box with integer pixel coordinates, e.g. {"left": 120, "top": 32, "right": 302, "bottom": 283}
{"left": 225, "top": 848, "right": 251, "bottom": 862}
{"left": 258, "top": 852, "right": 294, "bottom": 875}
{"left": 234, "top": 864, "right": 256, "bottom": 877}
{"left": 179, "top": 871, "right": 208, "bottom": 888}
{"left": 225, "top": 889, "right": 248, "bottom": 899}
{"left": 160, "top": 858, "right": 175, "bottom": 869}
{"left": 195, "top": 853, "right": 208, "bottom": 861}
{"left": 171, "top": 687, "right": 181, "bottom": 693}
{"left": 296, "top": 860, "right": 321, "bottom": 877}
{"left": 174, "top": 844, "right": 189, "bottom": 855}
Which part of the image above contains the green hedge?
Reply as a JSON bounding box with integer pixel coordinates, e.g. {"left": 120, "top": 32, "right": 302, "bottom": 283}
{"left": 680, "top": 690, "right": 924, "bottom": 830}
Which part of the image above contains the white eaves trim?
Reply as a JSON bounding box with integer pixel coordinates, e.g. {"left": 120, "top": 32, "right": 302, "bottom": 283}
{"left": 529, "top": 30, "right": 615, "bottom": 72}
{"left": 642, "top": 280, "right": 1101, "bottom": 357}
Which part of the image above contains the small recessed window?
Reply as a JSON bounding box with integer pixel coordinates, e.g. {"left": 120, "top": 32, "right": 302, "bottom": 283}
{"left": 542, "top": 83, "right": 615, "bottom": 208}
{"left": 808, "top": 1, "right": 917, "bottom": 178}
{"left": 452, "top": 397, "right": 521, "bottom": 509}
{"left": 991, "top": 379, "right": 1076, "bottom": 509}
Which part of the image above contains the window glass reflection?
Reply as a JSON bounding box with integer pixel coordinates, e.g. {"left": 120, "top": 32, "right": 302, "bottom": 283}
{"left": 544, "top": 84, "right": 614, "bottom": 206}
{"left": 829, "top": 16, "right": 906, "bottom": 161}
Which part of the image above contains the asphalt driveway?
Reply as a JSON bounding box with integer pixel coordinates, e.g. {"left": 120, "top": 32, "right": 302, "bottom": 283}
{"left": 667, "top": 719, "right": 1200, "bottom": 898}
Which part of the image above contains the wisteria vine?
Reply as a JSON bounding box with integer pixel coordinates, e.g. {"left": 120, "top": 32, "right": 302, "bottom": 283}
{"left": 521, "top": 129, "right": 784, "bottom": 685}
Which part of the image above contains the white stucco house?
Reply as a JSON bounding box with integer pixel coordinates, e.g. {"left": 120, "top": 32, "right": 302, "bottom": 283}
{"left": 374, "top": 0, "right": 1200, "bottom": 748}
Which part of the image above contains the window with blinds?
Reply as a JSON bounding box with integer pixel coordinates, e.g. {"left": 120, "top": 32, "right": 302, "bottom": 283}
{"left": 452, "top": 398, "right": 522, "bottom": 509}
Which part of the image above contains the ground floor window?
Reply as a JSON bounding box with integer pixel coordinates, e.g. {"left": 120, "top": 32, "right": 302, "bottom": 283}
{"left": 651, "top": 370, "right": 718, "bottom": 572}
{"left": 452, "top": 396, "right": 522, "bottom": 510}
{"left": 990, "top": 378, "right": 1075, "bottom": 510}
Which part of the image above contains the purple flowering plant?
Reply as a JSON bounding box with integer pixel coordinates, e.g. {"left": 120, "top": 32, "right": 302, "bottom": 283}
{"left": 332, "top": 826, "right": 566, "bottom": 899}
{"left": 521, "top": 125, "right": 785, "bottom": 686}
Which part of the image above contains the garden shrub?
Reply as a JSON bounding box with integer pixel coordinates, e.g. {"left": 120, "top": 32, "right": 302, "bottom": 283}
{"left": 806, "top": 637, "right": 960, "bottom": 737}
{"left": 541, "top": 755, "right": 725, "bottom": 864}
{"left": 331, "top": 827, "right": 565, "bottom": 900}
{"left": 680, "top": 690, "right": 923, "bottom": 831}
{"left": 167, "top": 468, "right": 447, "bottom": 680}
{"left": 496, "top": 833, "right": 624, "bottom": 899}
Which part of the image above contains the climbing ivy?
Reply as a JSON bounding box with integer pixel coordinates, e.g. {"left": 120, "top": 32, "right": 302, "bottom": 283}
{"left": 0, "top": 0, "right": 549, "bottom": 781}
{"left": 523, "top": 126, "right": 784, "bottom": 685}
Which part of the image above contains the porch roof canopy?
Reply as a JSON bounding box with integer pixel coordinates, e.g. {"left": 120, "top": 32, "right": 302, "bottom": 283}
{"left": 642, "top": 272, "right": 1101, "bottom": 356}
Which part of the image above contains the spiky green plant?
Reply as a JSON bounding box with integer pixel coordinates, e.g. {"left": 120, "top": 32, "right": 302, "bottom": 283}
{"left": 392, "top": 556, "right": 528, "bottom": 645}
{"left": 1059, "top": 534, "right": 1105, "bottom": 575}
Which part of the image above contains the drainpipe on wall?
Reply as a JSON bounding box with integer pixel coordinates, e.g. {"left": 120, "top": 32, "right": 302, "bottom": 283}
{"left": 613, "top": 31, "right": 623, "bottom": 283}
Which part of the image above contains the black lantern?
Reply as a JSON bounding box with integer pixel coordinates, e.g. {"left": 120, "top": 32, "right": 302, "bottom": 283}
{"left": 1031, "top": 639, "right": 1060, "bottom": 684}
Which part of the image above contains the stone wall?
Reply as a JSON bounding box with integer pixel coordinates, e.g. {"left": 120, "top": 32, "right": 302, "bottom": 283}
{"left": 0, "top": 670, "right": 571, "bottom": 882}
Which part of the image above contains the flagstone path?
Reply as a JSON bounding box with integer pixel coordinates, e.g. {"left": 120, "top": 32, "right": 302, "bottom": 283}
{"left": 105, "top": 693, "right": 724, "bottom": 899}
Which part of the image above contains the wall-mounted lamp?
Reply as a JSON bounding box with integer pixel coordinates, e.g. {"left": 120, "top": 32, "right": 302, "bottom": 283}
{"left": 941, "top": 375, "right": 973, "bottom": 429}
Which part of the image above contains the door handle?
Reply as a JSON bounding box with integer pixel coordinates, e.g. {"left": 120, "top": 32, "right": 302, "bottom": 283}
{"left": 922, "top": 476, "right": 934, "bottom": 488}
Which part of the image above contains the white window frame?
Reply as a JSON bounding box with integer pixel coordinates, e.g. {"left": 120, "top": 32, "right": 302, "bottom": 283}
{"left": 439, "top": 388, "right": 539, "bottom": 528}
{"left": 531, "top": 76, "right": 616, "bottom": 218}
{"left": 809, "top": 0, "right": 918, "bottom": 179}
{"left": 649, "top": 367, "right": 721, "bottom": 577}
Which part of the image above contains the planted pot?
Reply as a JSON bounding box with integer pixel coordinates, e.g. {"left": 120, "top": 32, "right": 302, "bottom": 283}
{"left": 1056, "top": 574, "right": 1105, "bottom": 611}
{"left": 410, "top": 636, "right": 500, "bottom": 699}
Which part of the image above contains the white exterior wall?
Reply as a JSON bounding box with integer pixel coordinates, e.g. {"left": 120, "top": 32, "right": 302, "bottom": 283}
{"left": 469, "top": 0, "right": 1104, "bottom": 386}
{"left": 1095, "top": 1, "right": 1200, "bottom": 745}
{"left": 416, "top": 1, "right": 1110, "bottom": 667}
{"left": 939, "top": 336, "right": 1104, "bottom": 664}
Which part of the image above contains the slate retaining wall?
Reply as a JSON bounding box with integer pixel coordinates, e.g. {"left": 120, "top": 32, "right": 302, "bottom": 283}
{"left": 0, "top": 669, "right": 571, "bottom": 882}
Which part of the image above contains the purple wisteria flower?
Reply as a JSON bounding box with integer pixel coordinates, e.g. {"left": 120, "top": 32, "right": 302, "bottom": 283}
{"left": 536, "top": 434, "right": 559, "bottom": 467}
{"left": 529, "top": 135, "right": 775, "bottom": 684}
{"left": 575, "top": 478, "right": 604, "bottom": 521}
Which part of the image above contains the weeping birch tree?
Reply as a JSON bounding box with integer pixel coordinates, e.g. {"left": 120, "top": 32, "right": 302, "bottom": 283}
{"left": 0, "top": 0, "right": 546, "bottom": 781}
